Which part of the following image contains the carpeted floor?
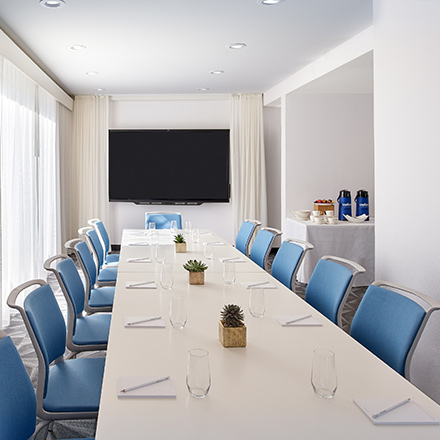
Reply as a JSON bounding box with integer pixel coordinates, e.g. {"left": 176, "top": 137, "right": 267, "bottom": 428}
{"left": 3, "top": 268, "right": 366, "bottom": 439}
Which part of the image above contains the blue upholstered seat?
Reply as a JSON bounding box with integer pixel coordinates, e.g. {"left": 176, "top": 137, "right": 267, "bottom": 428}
{"left": 350, "top": 282, "right": 439, "bottom": 379}
{"left": 271, "top": 238, "right": 314, "bottom": 291}
{"left": 7, "top": 280, "right": 104, "bottom": 432}
{"left": 145, "top": 211, "right": 182, "bottom": 229}
{"left": 235, "top": 219, "right": 261, "bottom": 257}
{"left": 250, "top": 227, "right": 282, "bottom": 271}
{"left": 88, "top": 218, "right": 120, "bottom": 265}
{"left": 305, "top": 256, "right": 365, "bottom": 327}
{"left": 44, "top": 255, "right": 110, "bottom": 354}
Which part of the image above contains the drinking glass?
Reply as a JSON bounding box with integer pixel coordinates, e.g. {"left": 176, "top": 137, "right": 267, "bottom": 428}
{"left": 156, "top": 244, "right": 166, "bottom": 263}
{"left": 249, "top": 287, "right": 265, "bottom": 318}
{"left": 222, "top": 260, "right": 236, "bottom": 285}
{"left": 170, "top": 220, "right": 178, "bottom": 234}
{"left": 192, "top": 228, "right": 200, "bottom": 244}
{"left": 204, "top": 242, "right": 214, "bottom": 260}
{"left": 160, "top": 263, "right": 174, "bottom": 290}
{"left": 148, "top": 221, "right": 156, "bottom": 231}
{"left": 169, "top": 295, "right": 187, "bottom": 329}
{"left": 184, "top": 220, "right": 192, "bottom": 236}
{"left": 311, "top": 349, "right": 338, "bottom": 399}
{"left": 186, "top": 348, "right": 211, "bottom": 398}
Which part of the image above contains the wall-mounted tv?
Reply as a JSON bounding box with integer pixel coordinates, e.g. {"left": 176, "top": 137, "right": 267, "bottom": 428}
{"left": 109, "top": 129, "right": 230, "bottom": 205}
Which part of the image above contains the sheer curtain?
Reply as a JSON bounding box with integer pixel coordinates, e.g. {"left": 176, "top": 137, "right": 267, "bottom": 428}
{"left": 73, "top": 95, "right": 109, "bottom": 232}
{"left": 230, "top": 94, "right": 268, "bottom": 237}
{"left": 1, "top": 59, "right": 59, "bottom": 327}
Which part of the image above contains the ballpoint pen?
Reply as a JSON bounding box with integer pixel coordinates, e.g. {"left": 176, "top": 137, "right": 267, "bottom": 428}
{"left": 285, "top": 314, "right": 312, "bottom": 325}
{"left": 128, "top": 281, "right": 155, "bottom": 287}
{"left": 120, "top": 376, "right": 171, "bottom": 393}
{"left": 247, "top": 281, "right": 269, "bottom": 288}
{"left": 127, "top": 316, "right": 162, "bottom": 326}
{"left": 372, "top": 398, "right": 411, "bottom": 419}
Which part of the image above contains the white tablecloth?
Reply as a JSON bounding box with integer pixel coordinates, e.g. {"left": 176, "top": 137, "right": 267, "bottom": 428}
{"left": 285, "top": 218, "right": 375, "bottom": 286}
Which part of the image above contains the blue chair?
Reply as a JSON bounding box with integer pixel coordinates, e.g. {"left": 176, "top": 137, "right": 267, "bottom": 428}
{"left": 65, "top": 238, "right": 114, "bottom": 313}
{"left": 235, "top": 219, "right": 261, "bottom": 257}
{"left": 79, "top": 226, "right": 117, "bottom": 286}
{"left": 0, "top": 330, "right": 95, "bottom": 440}
{"left": 7, "top": 280, "right": 105, "bottom": 433}
{"left": 88, "top": 218, "right": 119, "bottom": 265}
{"left": 44, "top": 255, "right": 111, "bottom": 356}
{"left": 145, "top": 211, "right": 182, "bottom": 229}
{"left": 271, "top": 238, "right": 314, "bottom": 291}
{"left": 305, "top": 256, "right": 365, "bottom": 327}
{"left": 249, "top": 227, "right": 282, "bottom": 271}
{"left": 350, "top": 280, "right": 440, "bottom": 380}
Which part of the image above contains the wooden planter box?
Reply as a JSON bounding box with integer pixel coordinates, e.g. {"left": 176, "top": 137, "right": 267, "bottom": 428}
{"left": 189, "top": 271, "right": 205, "bottom": 285}
{"left": 219, "top": 321, "right": 246, "bottom": 347}
{"left": 175, "top": 242, "right": 187, "bottom": 253}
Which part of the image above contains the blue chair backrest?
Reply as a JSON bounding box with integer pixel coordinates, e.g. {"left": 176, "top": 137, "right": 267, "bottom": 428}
{"left": 75, "top": 240, "right": 98, "bottom": 286}
{"left": 87, "top": 229, "right": 105, "bottom": 268}
{"left": 305, "top": 259, "right": 353, "bottom": 324}
{"left": 145, "top": 213, "right": 182, "bottom": 229}
{"left": 23, "top": 284, "right": 66, "bottom": 397}
{"left": 350, "top": 284, "right": 426, "bottom": 376}
{"left": 96, "top": 220, "right": 110, "bottom": 255}
{"left": 250, "top": 229, "right": 276, "bottom": 269}
{"left": 0, "top": 335, "right": 36, "bottom": 440}
{"left": 236, "top": 221, "right": 257, "bottom": 256}
{"left": 271, "top": 241, "right": 304, "bottom": 289}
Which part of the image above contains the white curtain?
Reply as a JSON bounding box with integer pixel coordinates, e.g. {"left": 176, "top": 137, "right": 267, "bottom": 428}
{"left": 0, "top": 59, "right": 59, "bottom": 327}
{"left": 73, "top": 95, "right": 109, "bottom": 232}
{"left": 230, "top": 94, "right": 268, "bottom": 237}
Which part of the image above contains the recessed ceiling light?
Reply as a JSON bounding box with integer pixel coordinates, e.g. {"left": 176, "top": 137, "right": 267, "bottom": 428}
{"left": 229, "top": 43, "right": 247, "bottom": 50}
{"left": 210, "top": 70, "right": 224, "bottom": 75}
{"left": 96, "top": 88, "right": 106, "bottom": 92}
{"left": 39, "top": 0, "right": 66, "bottom": 8}
{"left": 198, "top": 88, "right": 210, "bottom": 91}
{"left": 86, "top": 71, "right": 98, "bottom": 76}
{"left": 70, "top": 45, "right": 87, "bottom": 51}
{"left": 261, "top": 0, "right": 284, "bottom": 4}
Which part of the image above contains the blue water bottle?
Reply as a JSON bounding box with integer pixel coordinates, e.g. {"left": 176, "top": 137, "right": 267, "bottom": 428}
{"left": 338, "top": 189, "right": 352, "bottom": 220}
{"left": 355, "top": 189, "right": 369, "bottom": 220}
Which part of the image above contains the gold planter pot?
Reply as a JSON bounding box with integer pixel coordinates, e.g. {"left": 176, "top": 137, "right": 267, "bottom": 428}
{"left": 219, "top": 320, "right": 246, "bottom": 347}
{"left": 175, "top": 242, "right": 187, "bottom": 253}
{"left": 189, "top": 271, "right": 205, "bottom": 285}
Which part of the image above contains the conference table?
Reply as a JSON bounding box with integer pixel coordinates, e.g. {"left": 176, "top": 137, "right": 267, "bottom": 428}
{"left": 95, "top": 229, "right": 440, "bottom": 439}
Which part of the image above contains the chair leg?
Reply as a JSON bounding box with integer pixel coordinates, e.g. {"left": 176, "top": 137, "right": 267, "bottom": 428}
{"left": 65, "top": 351, "right": 78, "bottom": 360}
{"left": 34, "top": 420, "right": 50, "bottom": 439}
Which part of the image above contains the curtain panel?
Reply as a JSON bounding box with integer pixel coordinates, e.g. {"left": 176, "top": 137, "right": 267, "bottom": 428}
{"left": 230, "top": 94, "right": 268, "bottom": 237}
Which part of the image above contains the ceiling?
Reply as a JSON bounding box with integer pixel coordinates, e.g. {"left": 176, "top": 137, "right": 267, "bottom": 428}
{"left": 0, "top": 0, "right": 372, "bottom": 97}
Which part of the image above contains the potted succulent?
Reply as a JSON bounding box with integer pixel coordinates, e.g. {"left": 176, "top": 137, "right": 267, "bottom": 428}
{"left": 183, "top": 259, "right": 208, "bottom": 285}
{"left": 174, "top": 233, "right": 187, "bottom": 253}
{"left": 219, "top": 304, "right": 246, "bottom": 348}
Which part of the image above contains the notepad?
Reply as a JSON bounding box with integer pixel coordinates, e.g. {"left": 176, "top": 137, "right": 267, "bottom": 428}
{"left": 274, "top": 315, "right": 322, "bottom": 326}
{"left": 354, "top": 398, "right": 439, "bottom": 425}
{"left": 218, "top": 257, "right": 246, "bottom": 263}
{"left": 118, "top": 376, "right": 176, "bottom": 398}
{"left": 203, "top": 241, "right": 225, "bottom": 246}
{"left": 128, "top": 242, "right": 151, "bottom": 246}
{"left": 241, "top": 281, "right": 277, "bottom": 289}
{"left": 125, "top": 281, "right": 157, "bottom": 289}
{"left": 124, "top": 316, "right": 165, "bottom": 328}
{"left": 126, "top": 257, "right": 152, "bottom": 263}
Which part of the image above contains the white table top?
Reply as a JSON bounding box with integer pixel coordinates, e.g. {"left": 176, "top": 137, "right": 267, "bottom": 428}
{"left": 95, "top": 229, "right": 440, "bottom": 440}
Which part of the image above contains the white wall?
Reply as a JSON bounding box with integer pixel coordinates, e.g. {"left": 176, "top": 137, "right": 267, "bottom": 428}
{"left": 286, "top": 93, "right": 374, "bottom": 218}
{"left": 108, "top": 97, "right": 234, "bottom": 243}
{"left": 373, "top": 0, "right": 440, "bottom": 402}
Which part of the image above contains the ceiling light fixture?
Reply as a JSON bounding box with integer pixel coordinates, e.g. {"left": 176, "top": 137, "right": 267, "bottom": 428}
{"left": 198, "top": 88, "right": 210, "bottom": 91}
{"left": 70, "top": 45, "right": 87, "bottom": 51}
{"left": 261, "top": 0, "right": 284, "bottom": 5}
{"left": 86, "top": 71, "right": 98, "bottom": 76}
{"left": 210, "top": 70, "right": 224, "bottom": 75}
{"left": 229, "top": 43, "right": 247, "bottom": 49}
{"left": 39, "top": 0, "right": 66, "bottom": 8}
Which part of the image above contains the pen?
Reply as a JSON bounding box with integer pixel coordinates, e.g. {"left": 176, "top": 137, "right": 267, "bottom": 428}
{"left": 223, "top": 257, "right": 241, "bottom": 262}
{"left": 127, "top": 316, "right": 162, "bottom": 326}
{"left": 120, "top": 376, "right": 171, "bottom": 393}
{"left": 372, "top": 398, "right": 411, "bottom": 419}
{"left": 127, "top": 257, "right": 151, "bottom": 262}
{"left": 285, "top": 314, "right": 312, "bottom": 325}
{"left": 128, "top": 281, "right": 155, "bottom": 288}
{"left": 247, "top": 281, "right": 269, "bottom": 288}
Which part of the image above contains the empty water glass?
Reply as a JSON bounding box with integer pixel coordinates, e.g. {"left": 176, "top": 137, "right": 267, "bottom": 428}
{"left": 311, "top": 349, "right": 338, "bottom": 399}
{"left": 204, "top": 242, "right": 214, "bottom": 260}
{"left": 223, "top": 260, "right": 236, "bottom": 285}
{"left": 170, "top": 220, "right": 178, "bottom": 234}
{"left": 169, "top": 295, "right": 187, "bottom": 329}
{"left": 160, "top": 263, "right": 174, "bottom": 290}
{"left": 249, "top": 287, "right": 265, "bottom": 318}
{"left": 148, "top": 221, "right": 156, "bottom": 231}
{"left": 192, "top": 228, "right": 200, "bottom": 244}
{"left": 156, "top": 244, "right": 166, "bottom": 263}
{"left": 186, "top": 348, "right": 211, "bottom": 398}
{"left": 184, "top": 220, "right": 192, "bottom": 236}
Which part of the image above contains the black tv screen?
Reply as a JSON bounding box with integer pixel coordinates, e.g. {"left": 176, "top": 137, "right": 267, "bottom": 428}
{"left": 109, "top": 129, "right": 230, "bottom": 205}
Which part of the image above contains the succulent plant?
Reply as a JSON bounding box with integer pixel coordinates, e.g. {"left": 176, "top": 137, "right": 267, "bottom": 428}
{"left": 183, "top": 259, "right": 208, "bottom": 272}
{"left": 174, "top": 233, "right": 186, "bottom": 243}
{"left": 220, "top": 304, "right": 245, "bottom": 328}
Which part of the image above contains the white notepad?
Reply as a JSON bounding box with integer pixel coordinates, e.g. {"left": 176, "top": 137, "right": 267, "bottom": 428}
{"left": 128, "top": 242, "right": 151, "bottom": 246}
{"left": 124, "top": 316, "right": 165, "bottom": 328}
{"left": 242, "top": 281, "right": 277, "bottom": 289}
{"left": 203, "top": 241, "right": 225, "bottom": 246}
{"left": 125, "top": 281, "right": 157, "bottom": 289}
{"left": 354, "top": 398, "right": 439, "bottom": 425}
{"left": 274, "top": 315, "right": 322, "bottom": 326}
{"left": 126, "top": 257, "right": 152, "bottom": 263}
{"left": 218, "top": 257, "right": 246, "bottom": 263}
{"left": 118, "top": 376, "right": 176, "bottom": 398}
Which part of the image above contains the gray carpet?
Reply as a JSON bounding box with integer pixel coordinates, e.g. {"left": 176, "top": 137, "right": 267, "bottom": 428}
{"left": 3, "top": 268, "right": 366, "bottom": 439}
